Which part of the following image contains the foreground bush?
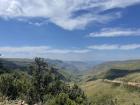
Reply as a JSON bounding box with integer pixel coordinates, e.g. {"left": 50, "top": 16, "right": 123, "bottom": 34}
{"left": 45, "top": 93, "right": 77, "bottom": 105}
{"left": 0, "top": 72, "right": 31, "bottom": 100}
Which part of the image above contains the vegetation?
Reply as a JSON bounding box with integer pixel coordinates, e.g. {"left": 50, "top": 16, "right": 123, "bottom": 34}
{"left": 116, "top": 72, "right": 140, "bottom": 82}
{"left": 1, "top": 58, "right": 140, "bottom": 105}
{"left": 0, "top": 57, "right": 90, "bottom": 105}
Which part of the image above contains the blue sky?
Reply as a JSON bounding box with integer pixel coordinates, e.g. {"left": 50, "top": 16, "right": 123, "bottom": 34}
{"left": 0, "top": 0, "right": 140, "bottom": 61}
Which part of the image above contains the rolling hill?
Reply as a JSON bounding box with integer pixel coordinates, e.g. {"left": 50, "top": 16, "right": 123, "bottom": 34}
{"left": 80, "top": 60, "right": 140, "bottom": 105}
{"left": 84, "top": 59, "right": 140, "bottom": 82}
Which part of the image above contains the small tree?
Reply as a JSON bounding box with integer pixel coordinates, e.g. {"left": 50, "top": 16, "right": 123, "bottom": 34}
{"left": 28, "top": 58, "right": 48, "bottom": 104}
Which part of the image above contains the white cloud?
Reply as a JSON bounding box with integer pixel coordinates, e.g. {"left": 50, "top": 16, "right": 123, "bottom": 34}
{"left": 88, "top": 44, "right": 140, "bottom": 50}
{"left": 0, "top": 46, "right": 89, "bottom": 56}
{"left": 0, "top": 0, "right": 140, "bottom": 30}
{"left": 103, "top": 0, "right": 140, "bottom": 9}
{"left": 88, "top": 28, "right": 140, "bottom": 37}
{"left": 0, "top": 45, "right": 140, "bottom": 61}
{"left": 0, "top": 46, "right": 91, "bottom": 61}
{"left": 120, "top": 44, "right": 140, "bottom": 50}
{"left": 88, "top": 44, "right": 118, "bottom": 50}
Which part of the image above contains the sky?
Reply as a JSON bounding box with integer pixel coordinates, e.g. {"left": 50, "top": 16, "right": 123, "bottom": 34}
{"left": 0, "top": 0, "right": 140, "bottom": 61}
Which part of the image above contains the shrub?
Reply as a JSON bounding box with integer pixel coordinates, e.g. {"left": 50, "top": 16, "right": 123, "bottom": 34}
{"left": 0, "top": 72, "right": 31, "bottom": 100}
{"left": 44, "top": 93, "right": 77, "bottom": 105}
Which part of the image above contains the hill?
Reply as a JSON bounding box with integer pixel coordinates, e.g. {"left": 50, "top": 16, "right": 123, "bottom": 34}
{"left": 84, "top": 60, "right": 140, "bottom": 81}
{"left": 80, "top": 59, "right": 140, "bottom": 105}
{"left": 0, "top": 58, "right": 99, "bottom": 82}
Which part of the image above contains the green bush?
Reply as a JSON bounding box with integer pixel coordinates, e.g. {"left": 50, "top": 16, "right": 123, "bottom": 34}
{"left": 0, "top": 72, "right": 31, "bottom": 100}
{"left": 45, "top": 93, "right": 77, "bottom": 105}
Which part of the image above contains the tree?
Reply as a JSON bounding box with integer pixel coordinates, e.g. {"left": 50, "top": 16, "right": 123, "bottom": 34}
{"left": 29, "top": 58, "right": 49, "bottom": 104}
{"left": 68, "top": 84, "right": 91, "bottom": 105}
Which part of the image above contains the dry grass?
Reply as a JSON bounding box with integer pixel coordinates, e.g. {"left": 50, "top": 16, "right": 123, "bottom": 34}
{"left": 81, "top": 80, "right": 140, "bottom": 105}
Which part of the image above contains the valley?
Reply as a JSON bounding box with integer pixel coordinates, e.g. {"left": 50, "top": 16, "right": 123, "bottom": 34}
{"left": 0, "top": 0, "right": 139, "bottom": 105}
{"left": 1, "top": 58, "right": 140, "bottom": 105}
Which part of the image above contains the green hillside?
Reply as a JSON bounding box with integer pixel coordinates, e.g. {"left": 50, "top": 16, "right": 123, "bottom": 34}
{"left": 0, "top": 58, "right": 80, "bottom": 82}
{"left": 80, "top": 59, "right": 140, "bottom": 105}
{"left": 116, "top": 72, "right": 140, "bottom": 82}
{"left": 84, "top": 60, "right": 140, "bottom": 82}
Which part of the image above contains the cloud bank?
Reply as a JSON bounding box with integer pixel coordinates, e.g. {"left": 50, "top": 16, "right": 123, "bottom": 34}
{"left": 0, "top": 46, "right": 90, "bottom": 61}
{"left": 0, "top": 45, "right": 140, "bottom": 61}
{"left": 88, "top": 28, "right": 140, "bottom": 37}
{"left": 88, "top": 44, "right": 140, "bottom": 50}
{"left": 0, "top": 46, "right": 89, "bottom": 54}
{"left": 0, "top": 0, "right": 140, "bottom": 30}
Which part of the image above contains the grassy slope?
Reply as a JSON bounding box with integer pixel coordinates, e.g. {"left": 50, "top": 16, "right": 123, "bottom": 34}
{"left": 84, "top": 60, "right": 140, "bottom": 81}
{"left": 81, "top": 80, "right": 140, "bottom": 105}
{"left": 81, "top": 60, "right": 140, "bottom": 105}
{"left": 116, "top": 72, "right": 140, "bottom": 82}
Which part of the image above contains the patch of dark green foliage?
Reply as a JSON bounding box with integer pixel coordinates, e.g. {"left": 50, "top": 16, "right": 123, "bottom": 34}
{"left": 0, "top": 58, "right": 91, "bottom": 105}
